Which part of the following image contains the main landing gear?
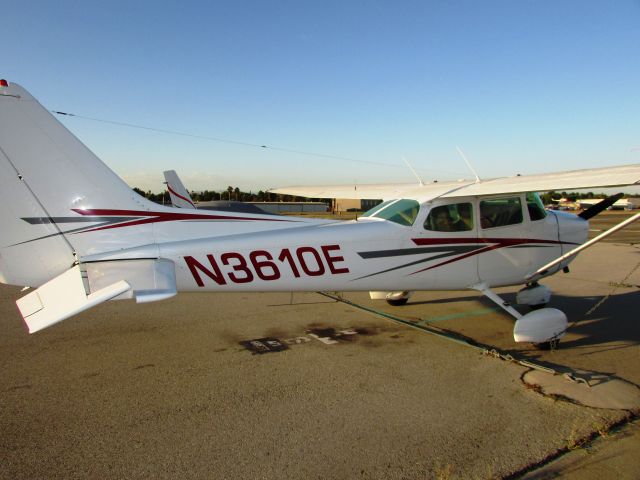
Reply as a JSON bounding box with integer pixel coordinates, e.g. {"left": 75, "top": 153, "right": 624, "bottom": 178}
{"left": 369, "top": 291, "right": 413, "bottom": 306}
{"left": 471, "top": 282, "right": 567, "bottom": 349}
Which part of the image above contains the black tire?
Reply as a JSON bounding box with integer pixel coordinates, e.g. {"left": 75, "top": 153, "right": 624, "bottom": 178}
{"left": 529, "top": 303, "right": 547, "bottom": 311}
{"left": 386, "top": 298, "right": 408, "bottom": 306}
{"left": 533, "top": 338, "right": 559, "bottom": 350}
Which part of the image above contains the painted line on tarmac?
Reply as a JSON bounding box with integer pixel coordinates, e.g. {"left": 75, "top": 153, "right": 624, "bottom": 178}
{"left": 416, "top": 307, "right": 500, "bottom": 325}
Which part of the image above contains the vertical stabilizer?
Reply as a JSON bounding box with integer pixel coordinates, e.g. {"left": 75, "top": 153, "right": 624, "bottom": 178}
{"left": 0, "top": 80, "right": 156, "bottom": 286}
{"left": 163, "top": 170, "right": 196, "bottom": 209}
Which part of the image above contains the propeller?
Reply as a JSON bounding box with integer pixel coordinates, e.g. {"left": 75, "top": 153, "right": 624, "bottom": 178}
{"left": 578, "top": 193, "right": 624, "bottom": 220}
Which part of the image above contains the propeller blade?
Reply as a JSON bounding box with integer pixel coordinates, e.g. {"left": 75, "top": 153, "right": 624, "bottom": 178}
{"left": 578, "top": 193, "right": 624, "bottom": 220}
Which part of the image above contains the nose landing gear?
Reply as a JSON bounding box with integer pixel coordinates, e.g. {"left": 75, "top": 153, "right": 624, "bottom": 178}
{"left": 471, "top": 282, "right": 567, "bottom": 347}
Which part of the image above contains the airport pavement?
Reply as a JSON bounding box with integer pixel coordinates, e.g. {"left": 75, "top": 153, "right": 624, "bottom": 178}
{"left": 1, "top": 243, "right": 638, "bottom": 479}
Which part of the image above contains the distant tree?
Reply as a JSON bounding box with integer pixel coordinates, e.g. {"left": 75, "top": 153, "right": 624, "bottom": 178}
{"left": 133, "top": 187, "right": 147, "bottom": 197}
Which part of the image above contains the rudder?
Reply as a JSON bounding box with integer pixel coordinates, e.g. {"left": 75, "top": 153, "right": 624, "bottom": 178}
{"left": 0, "top": 80, "right": 155, "bottom": 286}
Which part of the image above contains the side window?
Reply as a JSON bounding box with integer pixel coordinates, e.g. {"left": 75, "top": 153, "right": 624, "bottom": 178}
{"left": 480, "top": 197, "right": 523, "bottom": 229}
{"left": 424, "top": 203, "right": 474, "bottom": 232}
{"left": 526, "top": 192, "right": 547, "bottom": 221}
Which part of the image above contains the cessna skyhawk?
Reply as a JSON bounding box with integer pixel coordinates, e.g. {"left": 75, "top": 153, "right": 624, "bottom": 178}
{"left": 1, "top": 79, "right": 638, "bottom": 347}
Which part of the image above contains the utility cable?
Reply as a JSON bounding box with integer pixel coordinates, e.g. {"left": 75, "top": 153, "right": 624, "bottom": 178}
{"left": 51, "top": 110, "right": 467, "bottom": 176}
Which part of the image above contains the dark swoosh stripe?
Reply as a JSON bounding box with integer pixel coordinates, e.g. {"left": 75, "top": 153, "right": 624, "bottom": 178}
{"left": 353, "top": 248, "right": 481, "bottom": 280}
{"left": 357, "top": 237, "right": 574, "bottom": 279}
{"left": 21, "top": 216, "right": 138, "bottom": 225}
{"left": 14, "top": 217, "right": 142, "bottom": 246}
{"left": 358, "top": 245, "right": 479, "bottom": 259}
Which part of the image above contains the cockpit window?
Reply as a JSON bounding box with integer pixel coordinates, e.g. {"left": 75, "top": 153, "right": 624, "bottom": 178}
{"left": 526, "top": 192, "right": 547, "bottom": 221}
{"left": 480, "top": 197, "right": 523, "bottom": 229}
{"left": 361, "top": 199, "right": 420, "bottom": 226}
{"left": 424, "top": 203, "right": 473, "bottom": 232}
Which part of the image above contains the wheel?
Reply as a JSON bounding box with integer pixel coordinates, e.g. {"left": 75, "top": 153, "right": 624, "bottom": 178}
{"left": 533, "top": 338, "right": 559, "bottom": 350}
{"left": 529, "top": 303, "right": 547, "bottom": 311}
{"left": 386, "top": 298, "right": 408, "bottom": 306}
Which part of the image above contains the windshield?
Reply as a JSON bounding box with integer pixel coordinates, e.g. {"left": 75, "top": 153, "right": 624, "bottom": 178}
{"left": 526, "top": 192, "right": 547, "bottom": 221}
{"left": 361, "top": 199, "right": 420, "bottom": 226}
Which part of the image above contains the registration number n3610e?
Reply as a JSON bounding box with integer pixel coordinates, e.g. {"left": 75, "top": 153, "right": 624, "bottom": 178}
{"left": 184, "top": 244, "right": 349, "bottom": 286}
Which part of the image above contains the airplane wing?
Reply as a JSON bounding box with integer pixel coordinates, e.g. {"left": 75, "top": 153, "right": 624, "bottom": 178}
{"left": 444, "top": 164, "right": 640, "bottom": 197}
{"left": 270, "top": 164, "right": 640, "bottom": 200}
{"left": 269, "top": 180, "right": 474, "bottom": 201}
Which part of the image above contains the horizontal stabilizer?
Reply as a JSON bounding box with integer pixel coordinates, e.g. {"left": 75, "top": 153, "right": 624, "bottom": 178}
{"left": 16, "top": 265, "right": 130, "bottom": 334}
{"left": 85, "top": 258, "right": 177, "bottom": 303}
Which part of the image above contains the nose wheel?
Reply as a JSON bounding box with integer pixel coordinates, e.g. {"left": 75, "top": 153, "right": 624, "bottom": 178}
{"left": 471, "top": 282, "right": 567, "bottom": 347}
{"left": 517, "top": 282, "right": 551, "bottom": 310}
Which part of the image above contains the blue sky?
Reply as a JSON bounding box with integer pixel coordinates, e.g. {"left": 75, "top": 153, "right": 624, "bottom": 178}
{"left": 3, "top": 0, "right": 640, "bottom": 192}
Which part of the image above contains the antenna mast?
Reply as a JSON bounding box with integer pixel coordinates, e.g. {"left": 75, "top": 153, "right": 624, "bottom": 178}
{"left": 456, "top": 146, "right": 481, "bottom": 183}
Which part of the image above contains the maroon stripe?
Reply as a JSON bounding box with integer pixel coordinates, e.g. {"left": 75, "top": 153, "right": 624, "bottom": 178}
{"left": 70, "top": 208, "right": 294, "bottom": 233}
{"left": 412, "top": 237, "right": 572, "bottom": 246}
{"left": 167, "top": 184, "right": 196, "bottom": 208}
{"left": 410, "top": 244, "right": 497, "bottom": 275}
{"left": 408, "top": 236, "right": 576, "bottom": 275}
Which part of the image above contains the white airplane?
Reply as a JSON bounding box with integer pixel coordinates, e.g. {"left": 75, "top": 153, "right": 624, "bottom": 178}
{"left": 1, "top": 80, "right": 639, "bottom": 348}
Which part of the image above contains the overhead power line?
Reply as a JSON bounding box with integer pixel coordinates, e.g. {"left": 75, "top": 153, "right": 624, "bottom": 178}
{"left": 51, "top": 110, "right": 467, "bottom": 177}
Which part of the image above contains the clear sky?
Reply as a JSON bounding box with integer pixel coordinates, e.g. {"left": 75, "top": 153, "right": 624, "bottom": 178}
{"left": 3, "top": 0, "right": 640, "bottom": 192}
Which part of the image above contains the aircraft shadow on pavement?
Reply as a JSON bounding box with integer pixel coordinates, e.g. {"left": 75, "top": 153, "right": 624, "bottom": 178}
{"left": 550, "top": 289, "right": 640, "bottom": 350}
{"left": 407, "top": 294, "right": 487, "bottom": 306}
{"left": 479, "top": 290, "right": 640, "bottom": 351}
{"left": 390, "top": 289, "right": 640, "bottom": 380}
{"left": 404, "top": 289, "right": 639, "bottom": 349}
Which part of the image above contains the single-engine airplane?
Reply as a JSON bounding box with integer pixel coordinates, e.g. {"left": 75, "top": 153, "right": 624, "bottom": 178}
{"left": 1, "top": 80, "right": 639, "bottom": 347}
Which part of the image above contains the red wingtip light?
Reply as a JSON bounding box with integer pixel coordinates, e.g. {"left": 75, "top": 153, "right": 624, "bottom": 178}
{"left": 0, "top": 79, "right": 8, "bottom": 87}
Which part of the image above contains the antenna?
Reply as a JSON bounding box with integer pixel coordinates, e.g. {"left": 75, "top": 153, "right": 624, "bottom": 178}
{"left": 456, "top": 146, "right": 481, "bottom": 183}
{"left": 402, "top": 157, "right": 425, "bottom": 186}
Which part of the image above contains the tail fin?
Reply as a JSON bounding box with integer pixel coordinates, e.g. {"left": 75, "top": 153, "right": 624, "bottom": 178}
{"left": 0, "top": 80, "right": 154, "bottom": 286}
{"left": 163, "top": 170, "right": 196, "bottom": 209}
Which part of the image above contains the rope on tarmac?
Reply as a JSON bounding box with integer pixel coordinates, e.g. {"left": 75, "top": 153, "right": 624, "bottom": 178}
{"left": 318, "top": 292, "right": 588, "bottom": 384}
{"left": 578, "top": 255, "right": 640, "bottom": 322}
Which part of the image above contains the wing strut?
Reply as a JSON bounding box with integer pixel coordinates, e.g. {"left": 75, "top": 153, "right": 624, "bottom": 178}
{"left": 527, "top": 211, "right": 640, "bottom": 281}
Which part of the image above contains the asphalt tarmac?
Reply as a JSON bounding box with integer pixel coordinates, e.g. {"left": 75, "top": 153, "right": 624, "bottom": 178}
{"left": 1, "top": 242, "right": 639, "bottom": 479}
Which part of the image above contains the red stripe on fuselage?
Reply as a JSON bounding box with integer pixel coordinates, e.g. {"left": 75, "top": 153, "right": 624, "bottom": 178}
{"left": 412, "top": 237, "right": 571, "bottom": 246}
{"left": 409, "top": 237, "right": 575, "bottom": 274}
{"left": 167, "top": 184, "right": 196, "bottom": 208}
{"left": 71, "top": 208, "right": 294, "bottom": 233}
